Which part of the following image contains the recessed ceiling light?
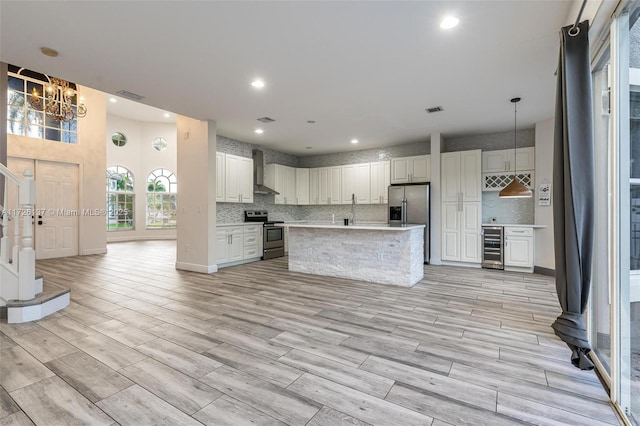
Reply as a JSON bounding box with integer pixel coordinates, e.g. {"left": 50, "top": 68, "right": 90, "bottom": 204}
{"left": 255, "top": 128, "right": 264, "bottom": 134}
{"left": 109, "top": 98, "right": 117, "bottom": 103}
{"left": 307, "top": 120, "right": 316, "bottom": 124}
{"left": 305, "top": 146, "right": 312, "bottom": 150}
{"left": 440, "top": 16, "right": 459, "bottom": 30}
{"left": 351, "top": 139, "right": 359, "bottom": 144}
{"left": 40, "top": 47, "right": 58, "bottom": 57}
{"left": 251, "top": 79, "right": 265, "bottom": 89}
{"left": 163, "top": 113, "right": 170, "bottom": 118}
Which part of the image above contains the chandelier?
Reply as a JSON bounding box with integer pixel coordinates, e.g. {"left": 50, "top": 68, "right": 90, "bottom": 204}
{"left": 29, "top": 77, "right": 87, "bottom": 122}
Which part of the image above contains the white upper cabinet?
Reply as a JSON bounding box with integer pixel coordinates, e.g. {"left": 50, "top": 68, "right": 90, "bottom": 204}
{"left": 317, "top": 166, "right": 341, "bottom": 205}
{"left": 341, "top": 163, "right": 370, "bottom": 204}
{"left": 216, "top": 152, "right": 225, "bottom": 202}
{"left": 309, "top": 168, "right": 319, "bottom": 205}
{"left": 264, "top": 164, "right": 296, "bottom": 205}
{"left": 222, "top": 153, "right": 253, "bottom": 203}
{"left": 238, "top": 157, "right": 253, "bottom": 204}
{"left": 460, "top": 150, "right": 482, "bottom": 202}
{"left": 295, "top": 168, "right": 310, "bottom": 205}
{"left": 482, "top": 147, "right": 535, "bottom": 172}
{"left": 370, "top": 160, "right": 390, "bottom": 204}
{"left": 390, "top": 155, "right": 430, "bottom": 184}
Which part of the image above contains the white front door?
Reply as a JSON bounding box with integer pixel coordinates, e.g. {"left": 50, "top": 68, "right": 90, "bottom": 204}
{"left": 35, "top": 160, "right": 79, "bottom": 259}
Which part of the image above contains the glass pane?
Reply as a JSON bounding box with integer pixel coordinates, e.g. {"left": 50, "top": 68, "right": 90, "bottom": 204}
{"left": 592, "top": 57, "right": 612, "bottom": 374}
{"left": 26, "top": 110, "right": 42, "bottom": 125}
{"left": 45, "top": 128, "right": 60, "bottom": 141}
{"left": 7, "top": 120, "right": 25, "bottom": 136}
{"left": 25, "top": 81, "right": 42, "bottom": 97}
{"left": 27, "top": 125, "right": 43, "bottom": 139}
{"left": 8, "top": 90, "right": 24, "bottom": 106}
{"left": 627, "top": 4, "right": 639, "bottom": 422}
{"left": 62, "top": 132, "right": 77, "bottom": 144}
{"left": 45, "top": 114, "right": 61, "bottom": 129}
{"left": 8, "top": 75, "right": 24, "bottom": 92}
{"left": 8, "top": 105, "right": 24, "bottom": 122}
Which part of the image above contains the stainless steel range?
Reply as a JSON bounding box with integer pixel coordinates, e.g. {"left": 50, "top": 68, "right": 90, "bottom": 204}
{"left": 244, "top": 210, "right": 285, "bottom": 260}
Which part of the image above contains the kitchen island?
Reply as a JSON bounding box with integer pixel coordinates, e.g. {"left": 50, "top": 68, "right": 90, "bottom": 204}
{"left": 285, "top": 223, "right": 425, "bottom": 287}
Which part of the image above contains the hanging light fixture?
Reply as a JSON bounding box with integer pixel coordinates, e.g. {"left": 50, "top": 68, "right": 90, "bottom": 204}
{"left": 499, "top": 97, "right": 532, "bottom": 198}
{"left": 29, "top": 76, "right": 87, "bottom": 122}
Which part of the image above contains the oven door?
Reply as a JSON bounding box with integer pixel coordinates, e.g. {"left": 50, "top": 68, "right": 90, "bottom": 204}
{"left": 264, "top": 226, "right": 284, "bottom": 249}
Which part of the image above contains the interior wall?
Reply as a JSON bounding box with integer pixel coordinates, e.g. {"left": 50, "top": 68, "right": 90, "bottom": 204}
{"left": 534, "top": 118, "right": 555, "bottom": 271}
{"left": 176, "top": 117, "right": 217, "bottom": 273}
{"left": 7, "top": 85, "right": 107, "bottom": 255}
{"left": 106, "top": 115, "right": 177, "bottom": 241}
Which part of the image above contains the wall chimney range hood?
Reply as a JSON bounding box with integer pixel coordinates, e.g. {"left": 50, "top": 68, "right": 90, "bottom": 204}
{"left": 252, "top": 149, "right": 279, "bottom": 195}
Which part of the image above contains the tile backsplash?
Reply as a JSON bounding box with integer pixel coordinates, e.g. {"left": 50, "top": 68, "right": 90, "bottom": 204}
{"left": 482, "top": 191, "right": 534, "bottom": 224}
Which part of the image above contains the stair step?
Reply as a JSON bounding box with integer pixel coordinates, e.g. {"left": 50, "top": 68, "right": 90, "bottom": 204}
{"left": 1, "top": 282, "right": 70, "bottom": 323}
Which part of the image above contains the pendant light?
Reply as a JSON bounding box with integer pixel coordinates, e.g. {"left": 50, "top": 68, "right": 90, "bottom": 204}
{"left": 499, "top": 97, "right": 532, "bottom": 198}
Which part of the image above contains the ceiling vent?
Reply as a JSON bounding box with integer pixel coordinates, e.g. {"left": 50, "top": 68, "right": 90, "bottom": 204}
{"left": 426, "top": 106, "right": 444, "bottom": 113}
{"left": 115, "top": 90, "right": 145, "bottom": 101}
{"left": 257, "top": 117, "right": 275, "bottom": 123}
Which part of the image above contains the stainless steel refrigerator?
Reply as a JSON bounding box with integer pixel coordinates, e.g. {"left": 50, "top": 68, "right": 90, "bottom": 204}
{"left": 388, "top": 184, "right": 430, "bottom": 263}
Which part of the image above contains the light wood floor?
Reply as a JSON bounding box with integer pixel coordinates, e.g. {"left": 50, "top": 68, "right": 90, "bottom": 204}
{"left": 0, "top": 240, "right": 620, "bottom": 425}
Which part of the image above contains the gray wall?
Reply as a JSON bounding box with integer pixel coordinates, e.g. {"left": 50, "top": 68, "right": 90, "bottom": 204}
{"left": 444, "top": 128, "right": 535, "bottom": 152}
{"left": 299, "top": 140, "right": 429, "bottom": 168}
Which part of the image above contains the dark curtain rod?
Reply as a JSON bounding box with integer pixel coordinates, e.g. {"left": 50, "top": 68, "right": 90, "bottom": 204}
{"left": 570, "top": 0, "right": 588, "bottom": 33}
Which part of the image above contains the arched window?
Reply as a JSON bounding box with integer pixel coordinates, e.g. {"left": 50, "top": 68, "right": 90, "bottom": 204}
{"left": 146, "top": 168, "right": 177, "bottom": 228}
{"left": 106, "top": 166, "right": 134, "bottom": 230}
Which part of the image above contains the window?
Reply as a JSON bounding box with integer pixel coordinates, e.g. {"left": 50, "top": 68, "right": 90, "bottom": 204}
{"left": 112, "top": 132, "right": 127, "bottom": 147}
{"left": 7, "top": 64, "right": 79, "bottom": 144}
{"left": 146, "top": 168, "right": 176, "bottom": 228}
{"left": 152, "top": 137, "right": 167, "bottom": 151}
{"left": 106, "top": 166, "right": 134, "bottom": 231}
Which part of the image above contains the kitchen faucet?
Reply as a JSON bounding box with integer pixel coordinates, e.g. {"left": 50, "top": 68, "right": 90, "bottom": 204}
{"left": 351, "top": 193, "right": 356, "bottom": 225}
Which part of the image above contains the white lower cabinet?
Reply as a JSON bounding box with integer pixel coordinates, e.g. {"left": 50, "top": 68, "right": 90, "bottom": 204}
{"left": 217, "top": 224, "right": 263, "bottom": 268}
{"left": 504, "top": 227, "right": 534, "bottom": 271}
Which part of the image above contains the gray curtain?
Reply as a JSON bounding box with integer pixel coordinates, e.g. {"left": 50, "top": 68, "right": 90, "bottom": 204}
{"left": 552, "top": 20, "right": 595, "bottom": 370}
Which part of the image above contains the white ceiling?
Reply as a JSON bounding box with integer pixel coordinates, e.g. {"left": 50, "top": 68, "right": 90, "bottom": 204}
{"left": 0, "top": 1, "right": 576, "bottom": 155}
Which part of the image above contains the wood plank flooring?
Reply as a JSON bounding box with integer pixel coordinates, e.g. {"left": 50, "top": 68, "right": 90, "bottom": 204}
{"left": 0, "top": 240, "right": 620, "bottom": 425}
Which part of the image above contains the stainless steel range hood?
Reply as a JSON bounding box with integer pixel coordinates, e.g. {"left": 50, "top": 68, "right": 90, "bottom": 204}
{"left": 252, "top": 149, "right": 279, "bottom": 195}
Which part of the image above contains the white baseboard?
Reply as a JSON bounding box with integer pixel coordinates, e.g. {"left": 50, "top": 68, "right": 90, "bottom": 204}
{"left": 440, "top": 260, "right": 482, "bottom": 268}
{"left": 429, "top": 257, "right": 442, "bottom": 265}
{"left": 217, "top": 257, "right": 262, "bottom": 269}
{"left": 107, "top": 236, "right": 177, "bottom": 243}
{"left": 82, "top": 248, "right": 108, "bottom": 255}
{"left": 175, "top": 262, "right": 217, "bottom": 274}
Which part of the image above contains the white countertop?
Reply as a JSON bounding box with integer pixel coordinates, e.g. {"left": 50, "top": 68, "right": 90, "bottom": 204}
{"left": 482, "top": 223, "right": 547, "bottom": 228}
{"left": 285, "top": 223, "right": 425, "bottom": 231}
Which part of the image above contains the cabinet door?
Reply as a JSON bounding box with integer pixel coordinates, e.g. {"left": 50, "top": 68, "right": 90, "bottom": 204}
{"left": 224, "top": 154, "right": 240, "bottom": 203}
{"left": 329, "top": 166, "right": 341, "bottom": 204}
{"left": 341, "top": 164, "right": 356, "bottom": 204}
{"left": 354, "top": 163, "right": 370, "bottom": 203}
{"left": 441, "top": 202, "right": 460, "bottom": 261}
{"left": 370, "top": 162, "right": 383, "bottom": 204}
{"left": 295, "top": 168, "right": 310, "bottom": 205}
{"left": 440, "top": 152, "right": 461, "bottom": 203}
{"left": 390, "top": 157, "right": 410, "bottom": 184}
{"left": 230, "top": 232, "right": 244, "bottom": 262}
{"left": 505, "top": 236, "right": 533, "bottom": 267}
{"left": 460, "top": 202, "right": 481, "bottom": 263}
{"left": 318, "top": 167, "right": 330, "bottom": 205}
{"left": 509, "top": 147, "right": 535, "bottom": 171}
{"left": 482, "top": 150, "right": 509, "bottom": 173}
{"left": 284, "top": 166, "right": 296, "bottom": 205}
{"left": 216, "top": 152, "right": 225, "bottom": 202}
{"left": 238, "top": 157, "right": 253, "bottom": 203}
{"left": 216, "top": 229, "right": 230, "bottom": 264}
{"left": 309, "top": 168, "right": 319, "bottom": 205}
{"left": 460, "top": 150, "right": 482, "bottom": 202}
{"left": 382, "top": 161, "right": 390, "bottom": 203}
{"left": 411, "top": 155, "right": 430, "bottom": 182}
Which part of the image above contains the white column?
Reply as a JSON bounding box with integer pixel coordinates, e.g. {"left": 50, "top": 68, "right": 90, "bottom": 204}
{"left": 18, "top": 169, "right": 35, "bottom": 300}
{"left": 175, "top": 117, "right": 218, "bottom": 273}
{"left": 534, "top": 119, "right": 555, "bottom": 271}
